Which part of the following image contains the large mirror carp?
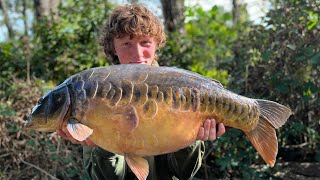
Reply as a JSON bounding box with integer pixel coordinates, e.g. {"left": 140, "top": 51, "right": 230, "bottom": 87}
{"left": 26, "top": 64, "right": 292, "bottom": 180}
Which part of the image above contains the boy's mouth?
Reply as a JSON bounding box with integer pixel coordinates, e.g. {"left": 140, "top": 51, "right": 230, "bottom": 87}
{"left": 129, "top": 61, "right": 147, "bottom": 64}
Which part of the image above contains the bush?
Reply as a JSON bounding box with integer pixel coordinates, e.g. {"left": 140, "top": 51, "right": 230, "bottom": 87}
{"left": 220, "top": 0, "right": 320, "bottom": 177}
{"left": 0, "top": 79, "right": 84, "bottom": 179}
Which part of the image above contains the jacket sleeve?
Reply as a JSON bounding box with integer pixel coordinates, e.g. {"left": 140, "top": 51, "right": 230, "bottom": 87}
{"left": 167, "top": 140, "right": 205, "bottom": 179}
{"left": 83, "top": 147, "right": 127, "bottom": 180}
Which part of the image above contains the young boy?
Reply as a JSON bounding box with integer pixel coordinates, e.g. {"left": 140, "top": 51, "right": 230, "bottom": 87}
{"left": 58, "top": 4, "right": 226, "bottom": 179}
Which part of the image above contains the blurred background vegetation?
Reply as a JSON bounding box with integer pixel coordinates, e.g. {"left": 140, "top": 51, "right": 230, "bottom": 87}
{"left": 0, "top": 0, "right": 319, "bottom": 179}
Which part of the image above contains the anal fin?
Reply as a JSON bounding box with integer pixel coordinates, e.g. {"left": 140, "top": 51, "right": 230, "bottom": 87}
{"left": 125, "top": 154, "right": 149, "bottom": 180}
{"left": 66, "top": 119, "right": 93, "bottom": 141}
{"left": 245, "top": 117, "right": 277, "bottom": 167}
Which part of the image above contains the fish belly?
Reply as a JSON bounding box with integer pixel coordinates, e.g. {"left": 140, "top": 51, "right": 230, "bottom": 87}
{"left": 83, "top": 100, "right": 207, "bottom": 156}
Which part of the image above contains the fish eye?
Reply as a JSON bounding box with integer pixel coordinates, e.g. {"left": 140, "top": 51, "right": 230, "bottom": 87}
{"left": 37, "top": 98, "right": 43, "bottom": 105}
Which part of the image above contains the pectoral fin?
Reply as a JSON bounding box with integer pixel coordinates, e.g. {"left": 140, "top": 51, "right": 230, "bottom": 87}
{"left": 114, "top": 105, "right": 139, "bottom": 133}
{"left": 125, "top": 154, "right": 149, "bottom": 180}
{"left": 66, "top": 119, "right": 93, "bottom": 141}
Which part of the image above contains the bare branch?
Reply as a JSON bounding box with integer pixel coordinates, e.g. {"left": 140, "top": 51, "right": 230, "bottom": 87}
{"left": 18, "top": 156, "right": 60, "bottom": 180}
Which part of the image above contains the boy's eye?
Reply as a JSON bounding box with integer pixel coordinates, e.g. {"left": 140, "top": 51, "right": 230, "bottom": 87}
{"left": 123, "top": 42, "right": 131, "bottom": 46}
{"left": 141, "top": 41, "right": 151, "bottom": 46}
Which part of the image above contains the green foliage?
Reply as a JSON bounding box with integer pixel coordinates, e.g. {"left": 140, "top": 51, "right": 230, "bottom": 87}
{"left": 159, "top": 5, "right": 238, "bottom": 85}
{"left": 0, "top": 42, "right": 25, "bottom": 91}
{"left": 0, "top": 1, "right": 116, "bottom": 179}
{"left": 0, "top": 103, "right": 16, "bottom": 116}
{"left": 165, "top": 0, "right": 320, "bottom": 178}
{"left": 1, "top": 0, "right": 114, "bottom": 90}
{"left": 191, "top": 64, "right": 230, "bottom": 86}
{"left": 227, "top": 0, "right": 320, "bottom": 167}
{"left": 31, "top": 0, "right": 113, "bottom": 82}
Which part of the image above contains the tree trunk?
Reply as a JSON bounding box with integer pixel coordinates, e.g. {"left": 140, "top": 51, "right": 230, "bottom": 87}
{"left": 22, "top": 0, "right": 31, "bottom": 84}
{"left": 22, "top": 0, "right": 29, "bottom": 36}
{"left": 0, "top": 0, "right": 15, "bottom": 39}
{"left": 33, "top": 0, "right": 60, "bottom": 21}
{"left": 160, "top": 0, "right": 185, "bottom": 33}
{"left": 130, "top": 0, "right": 139, "bottom": 3}
{"left": 232, "top": 0, "right": 240, "bottom": 26}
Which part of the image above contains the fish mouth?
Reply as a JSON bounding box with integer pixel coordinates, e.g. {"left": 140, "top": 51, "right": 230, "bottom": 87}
{"left": 24, "top": 115, "right": 33, "bottom": 128}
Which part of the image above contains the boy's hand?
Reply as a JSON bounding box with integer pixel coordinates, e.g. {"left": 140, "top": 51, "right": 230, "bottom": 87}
{"left": 196, "top": 118, "right": 226, "bottom": 141}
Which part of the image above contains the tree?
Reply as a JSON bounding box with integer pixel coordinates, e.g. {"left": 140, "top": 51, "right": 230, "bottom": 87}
{"left": 0, "top": 0, "right": 15, "bottom": 39}
{"left": 22, "top": 0, "right": 31, "bottom": 84}
{"left": 232, "top": 0, "right": 240, "bottom": 25}
{"left": 33, "top": 0, "right": 60, "bottom": 22}
{"left": 160, "top": 0, "right": 185, "bottom": 33}
{"left": 130, "top": 0, "right": 139, "bottom": 3}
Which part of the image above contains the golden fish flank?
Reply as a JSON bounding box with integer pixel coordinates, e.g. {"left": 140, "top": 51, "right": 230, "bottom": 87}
{"left": 26, "top": 64, "right": 292, "bottom": 180}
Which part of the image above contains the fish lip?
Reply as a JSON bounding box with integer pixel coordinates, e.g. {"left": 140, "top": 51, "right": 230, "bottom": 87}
{"left": 24, "top": 115, "right": 32, "bottom": 128}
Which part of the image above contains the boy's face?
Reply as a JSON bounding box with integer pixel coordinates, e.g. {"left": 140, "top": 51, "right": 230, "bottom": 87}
{"left": 113, "top": 35, "right": 157, "bottom": 65}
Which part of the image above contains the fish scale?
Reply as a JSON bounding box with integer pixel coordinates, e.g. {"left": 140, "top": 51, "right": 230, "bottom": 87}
{"left": 26, "top": 64, "right": 292, "bottom": 180}
{"left": 72, "top": 66, "right": 261, "bottom": 130}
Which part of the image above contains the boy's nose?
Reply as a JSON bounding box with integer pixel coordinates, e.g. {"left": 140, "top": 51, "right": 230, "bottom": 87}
{"left": 132, "top": 44, "right": 143, "bottom": 57}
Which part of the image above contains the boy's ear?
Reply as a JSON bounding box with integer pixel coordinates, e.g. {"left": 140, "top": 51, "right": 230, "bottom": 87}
{"left": 110, "top": 43, "right": 117, "bottom": 55}
{"left": 111, "top": 48, "right": 117, "bottom": 56}
{"left": 112, "top": 46, "right": 117, "bottom": 55}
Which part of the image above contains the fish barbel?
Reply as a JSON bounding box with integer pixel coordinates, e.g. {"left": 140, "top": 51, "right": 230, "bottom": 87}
{"left": 25, "top": 64, "right": 292, "bottom": 180}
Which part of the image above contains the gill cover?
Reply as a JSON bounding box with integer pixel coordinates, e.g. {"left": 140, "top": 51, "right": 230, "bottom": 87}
{"left": 28, "top": 84, "right": 70, "bottom": 131}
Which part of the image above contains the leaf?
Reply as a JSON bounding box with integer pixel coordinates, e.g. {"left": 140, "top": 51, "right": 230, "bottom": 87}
{"left": 316, "top": 150, "right": 320, "bottom": 162}
{"left": 6, "top": 124, "right": 19, "bottom": 133}
{"left": 276, "top": 83, "right": 289, "bottom": 93}
{"left": 303, "top": 82, "right": 318, "bottom": 93}
{"left": 311, "top": 52, "right": 320, "bottom": 64}
{"left": 286, "top": 44, "right": 296, "bottom": 50}
{"left": 261, "top": 51, "right": 272, "bottom": 61}
{"left": 0, "top": 104, "right": 16, "bottom": 116}
{"left": 307, "top": 11, "right": 318, "bottom": 30}
{"left": 50, "top": 154, "right": 59, "bottom": 160}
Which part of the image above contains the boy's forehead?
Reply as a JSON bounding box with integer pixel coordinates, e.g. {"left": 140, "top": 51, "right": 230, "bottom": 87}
{"left": 115, "top": 34, "right": 154, "bottom": 40}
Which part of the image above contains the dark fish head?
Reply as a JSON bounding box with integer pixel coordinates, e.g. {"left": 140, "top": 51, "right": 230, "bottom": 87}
{"left": 25, "top": 84, "right": 70, "bottom": 132}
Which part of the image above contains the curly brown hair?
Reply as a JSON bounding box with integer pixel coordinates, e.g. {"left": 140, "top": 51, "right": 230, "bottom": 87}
{"left": 100, "top": 4, "right": 166, "bottom": 64}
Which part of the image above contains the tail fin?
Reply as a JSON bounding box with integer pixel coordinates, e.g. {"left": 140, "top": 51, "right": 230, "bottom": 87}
{"left": 245, "top": 100, "right": 292, "bottom": 167}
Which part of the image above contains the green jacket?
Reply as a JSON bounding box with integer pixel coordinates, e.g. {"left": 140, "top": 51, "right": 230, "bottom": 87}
{"left": 83, "top": 141, "right": 204, "bottom": 180}
{"left": 83, "top": 61, "right": 205, "bottom": 180}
